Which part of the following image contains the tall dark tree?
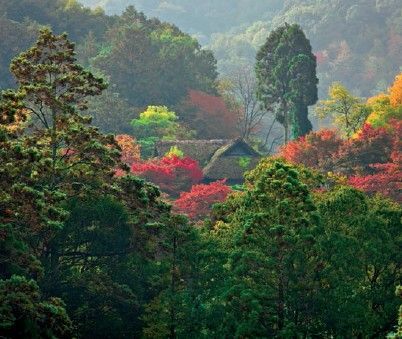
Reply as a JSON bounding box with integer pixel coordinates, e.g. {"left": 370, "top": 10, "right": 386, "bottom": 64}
{"left": 8, "top": 28, "right": 121, "bottom": 195}
{"left": 1, "top": 28, "right": 204, "bottom": 337}
{"left": 207, "top": 160, "right": 322, "bottom": 337}
{"left": 256, "top": 23, "right": 318, "bottom": 143}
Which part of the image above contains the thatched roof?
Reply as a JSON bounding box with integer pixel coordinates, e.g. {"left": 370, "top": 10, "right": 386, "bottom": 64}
{"left": 155, "top": 138, "right": 261, "bottom": 182}
{"left": 155, "top": 139, "right": 229, "bottom": 166}
{"left": 203, "top": 138, "right": 260, "bottom": 181}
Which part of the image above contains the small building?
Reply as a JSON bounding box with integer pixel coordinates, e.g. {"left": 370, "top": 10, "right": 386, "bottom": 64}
{"left": 155, "top": 138, "right": 261, "bottom": 185}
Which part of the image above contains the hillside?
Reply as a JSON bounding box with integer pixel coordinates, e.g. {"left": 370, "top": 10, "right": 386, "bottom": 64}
{"left": 80, "top": 0, "right": 402, "bottom": 97}
{"left": 0, "top": 2, "right": 401, "bottom": 338}
{"left": 78, "top": 0, "right": 283, "bottom": 42}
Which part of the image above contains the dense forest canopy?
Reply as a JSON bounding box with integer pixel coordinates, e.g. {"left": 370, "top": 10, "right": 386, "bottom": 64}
{"left": 0, "top": 1, "right": 401, "bottom": 338}
{"left": 80, "top": 0, "right": 402, "bottom": 97}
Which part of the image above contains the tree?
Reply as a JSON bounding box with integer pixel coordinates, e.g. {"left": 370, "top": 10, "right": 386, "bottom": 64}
{"left": 256, "top": 23, "right": 318, "bottom": 143}
{"left": 388, "top": 286, "right": 402, "bottom": 339}
{"left": 178, "top": 90, "right": 238, "bottom": 139}
{"left": 0, "top": 28, "right": 131, "bottom": 337}
{"left": 141, "top": 214, "right": 203, "bottom": 338}
{"left": 0, "top": 275, "right": 72, "bottom": 338}
{"left": 363, "top": 75, "right": 402, "bottom": 130}
{"left": 86, "top": 88, "right": 139, "bottom": 134}
{"left": 348, "top": 162, "right": 401, "bottom": 202}
{"left": 220, "top": 66, "right": 267, "bottom": 141}
{"left": 92, "top": 6, "right": 217, "bottom": 107}
{"left": 347, "top": 119, "right": 401, "bottom": 202}
{"left": 365, "top": 93, "right": 401, "bottom": 128}
{"left": 279, "top": 129, "right": 343, "bottom": 171}
{"left": 389, "top": 72, "right": 402, "bottom": 107}
{"left": 315, "top": 82, "right": 371, "bottom": 137}
{"left": 173, "top": 180, "right": 232, "bottom": 221}
{"left": 8, "top": 28, "right": 121, "bottom": 194}
{"left": 208, "top": 160, "right": 322, "bottom": 337}
{"left": 315, "top": 187, "right": 401, "bottom": 337}
{"left": 115, "top": 134, "right": 141, "bottom": 166}
{"left": 0, "top": 24, "right": 212, "bottom": 339}
{"left": 131, "top": 106, "right": 194, "bottom": 158}
{"left": 334, "top": 123, "right": 396, "bottom": 175}
{"left": 131, "top": 155, "right": 203, "bottom": 197}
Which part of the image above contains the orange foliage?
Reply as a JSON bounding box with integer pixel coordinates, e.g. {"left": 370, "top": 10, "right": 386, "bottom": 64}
{"left": 348, "top": 162, "right": 401, "bottom": 202}
{"left": 348, "top": 120, "right": 401, "bottom": 202}
{"left": 115, "top": 134, "right": 141, "bottom": 165}
{"left": 280, "top": 122, "right": 401, "bottom": 202}
{"left": 389, "top": 73, "right": 402, "bottom": 107}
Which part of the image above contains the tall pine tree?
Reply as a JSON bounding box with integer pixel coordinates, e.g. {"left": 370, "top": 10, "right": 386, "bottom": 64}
{"left": 256, "top": 23, "right": 318, "bottom": 142}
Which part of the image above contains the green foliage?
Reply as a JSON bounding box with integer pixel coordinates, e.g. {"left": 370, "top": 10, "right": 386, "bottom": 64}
{"left": 238, "top": 156, "right": 251, "bottom": 169}
{"left": 166, "top": 146, "right": 184, "bottom": 158}
{"left": 388, "top": 286, "right": 402, "bottom": 339}
{"left": 256, "top": 23, "right": 318, "bottom": 142}
{"left": 7, "top": 28, "right": 120, "bottom": 195}
{"left": 0, "top": 3, "right": 401, "bottom": 339}
{"left": 315, "top": 188, "right": 401, "bottom": 337}
{"left": 207, "top": 160, "right": 321, "bottom": 336}
{"left": 0, "top": 275, "right": 72, "bottom": 338}
{"left": 202, "top": 162, "right": 401, "bottom": 337}
{"left": 42, "top": 196, "right": 140, "bottom": 337}
{"left": 138, "top": 136, "right": 160, "bottom": 159}
{"left": 132, "top": 106, "right": 182, "bottom": 139}
{"left": 315, "top": 82, "right": 371, "bottom": 137}
{"left": 132, "top": 106, "right": 194, "bottom": 158}
{"left": 86, "top": 88, "right": 139, "bottom": 134}
{"left": 92, "top": 6, "right": 217, "bottom": 108}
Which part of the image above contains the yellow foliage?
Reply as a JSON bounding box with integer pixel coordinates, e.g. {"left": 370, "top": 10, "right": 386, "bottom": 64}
{"left": 389, "top": 73, "right": 402, "bottom": 107}
{"left": 366, "top": 93, "right": 390, "bottom": 107}
{"left": 315, "top": 82, "right": 370, "bottom": 137}
{"left": 139, "top": 106, "right": 177, "bottom": 122}
{"left": 165, "top": 146, "right": 184, "bottom": 158}
{"left": 365, "top": 91, "right": 402, "bottom": 129}
{"left": 63, "top": 0, "right": 82, "bottom": 11}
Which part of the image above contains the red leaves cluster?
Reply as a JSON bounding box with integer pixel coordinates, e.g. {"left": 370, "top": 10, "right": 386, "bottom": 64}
{"left": 173, "top": 180, "right": 232, "bottom": 220}
{"left": 336, "top": 123, "right": 395, "bottom": 174}
{"left": 279, "top": 122, "right": 401, "bottom": 202}
{"left": 182, "top": 90, "right": 237, "bottom": 139}
{"left": 347, "top": 120, "right": 401, "bottom": 202}
{"left": 348, "top": 163, "right": 401, "bottom": 202}
{"left": 280, "top": 129, "right": 342, "bottom": 171}
{"left": 131, "top": 155, "right": 203, "bottom": 197}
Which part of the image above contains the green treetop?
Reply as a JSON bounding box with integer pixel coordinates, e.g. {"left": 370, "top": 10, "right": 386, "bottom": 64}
{"left": 256, "top": 23, "right": 318, "bottom": 143}
{"left": 315, "top": 82, "right": 371, "bottom": 137}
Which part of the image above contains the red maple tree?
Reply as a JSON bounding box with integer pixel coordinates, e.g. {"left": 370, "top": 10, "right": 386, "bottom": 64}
{"left": 180, "top": 90, "right": 238, "bottom": 139}
{"left": 173, "top": 180, "right": 232, "bottom": 220}
{"left": 347, "top": 120, "right": 401, "bottom": 201}
{"left": 131, "top": 155, "right": 203, "bottom": 197}
{"left": 280, "top": 129, "right": 342, "bottom": 171}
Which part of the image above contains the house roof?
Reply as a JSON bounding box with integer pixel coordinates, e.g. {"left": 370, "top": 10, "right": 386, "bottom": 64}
{"left": 202, "top": 138, "right": 261, "bottom": 181}
{"left": 155, "top": 139, "right": 229, "bottom": 166}
{"left": 155, "top": 138, "right": 261, "bottom": 181}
